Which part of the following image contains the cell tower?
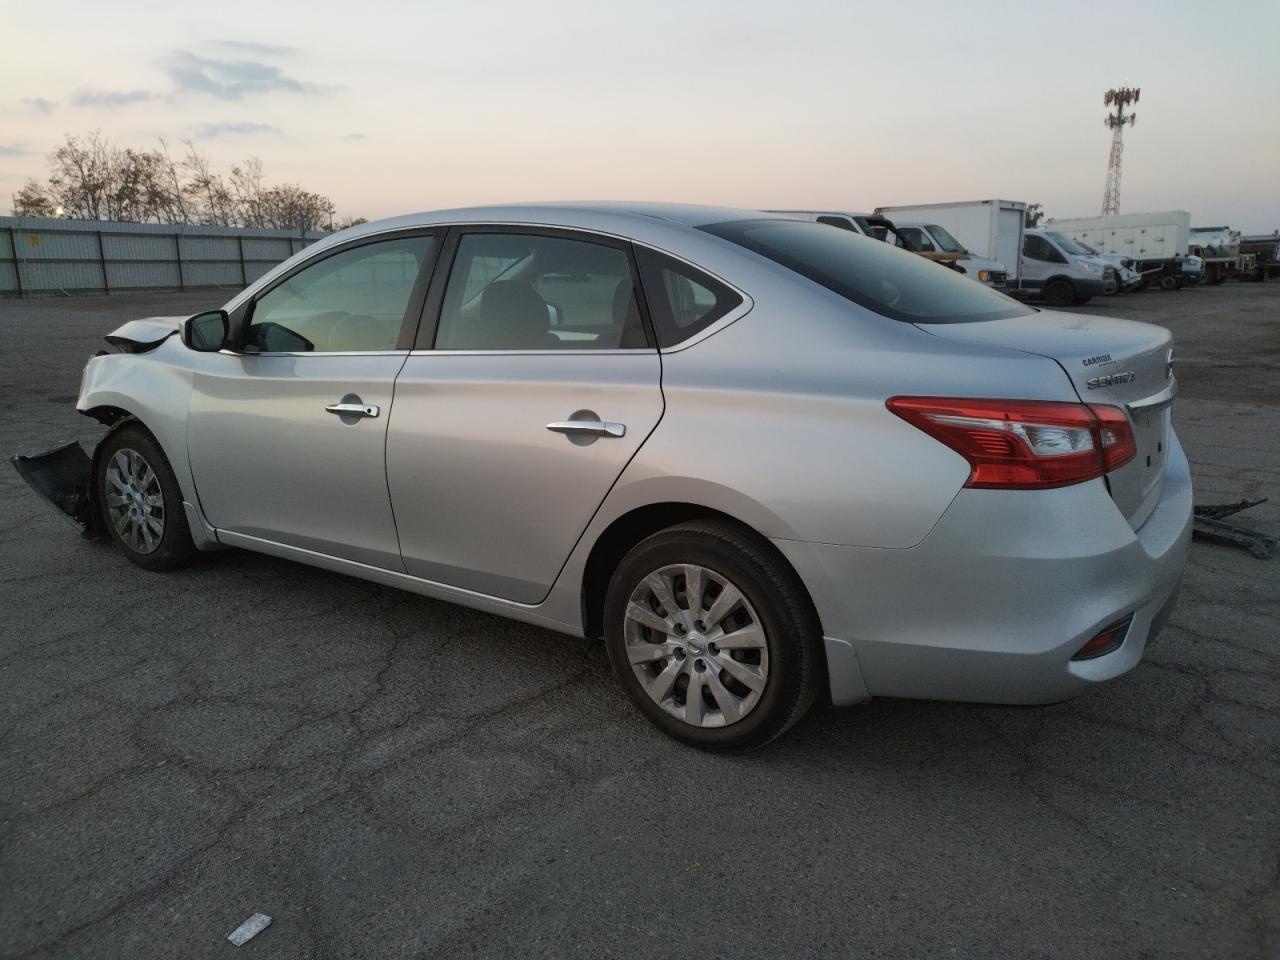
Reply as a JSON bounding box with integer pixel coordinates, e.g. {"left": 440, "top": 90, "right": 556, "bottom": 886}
{"left": 1101, "top": 86, "right": 1139, "bottom": 215}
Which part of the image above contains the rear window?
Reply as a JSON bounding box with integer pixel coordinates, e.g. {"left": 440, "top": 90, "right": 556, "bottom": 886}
{"left": 700, "top": 219, "right": 1033, "bottom": 324}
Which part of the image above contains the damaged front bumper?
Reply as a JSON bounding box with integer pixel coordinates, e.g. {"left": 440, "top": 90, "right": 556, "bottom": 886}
{"left": 11, "top": 441, "right": 102, "bottom": 538}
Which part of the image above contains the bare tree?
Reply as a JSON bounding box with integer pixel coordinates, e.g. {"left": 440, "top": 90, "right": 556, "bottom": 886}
{"left": 12, "top": 179, "right": 56, "bottom": 217}
{"left": 260, "top": 183, "right": 335, "bottom": 234}
{"left": 111, "top": 148, "right": 151, "bottom": 223}
{"left": 11, "top": 131, "right": 354, "bottom": 230}
{"left": 182, "top": 141, "right": 235, "bottom": 226}
{"left": 151, "top": 139, "right": 193, "bottom": 224}
{"left": 45, "top": 131, "right": 119, "bottom": 219}
{"left": 1026, "top": 203, "right": 1045, "bottom": 227}
{"left": 230, "top": 157, "right": 265, "bottom": 228}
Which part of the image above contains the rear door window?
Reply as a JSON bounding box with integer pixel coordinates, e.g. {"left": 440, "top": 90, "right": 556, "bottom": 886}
{"left": 433, "top": 232, "right": 649, "bottom": 350}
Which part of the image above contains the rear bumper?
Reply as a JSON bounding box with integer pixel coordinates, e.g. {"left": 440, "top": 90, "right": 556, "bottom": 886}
{"left": 776, "top": 431, "right": 1193, "bottom": 706}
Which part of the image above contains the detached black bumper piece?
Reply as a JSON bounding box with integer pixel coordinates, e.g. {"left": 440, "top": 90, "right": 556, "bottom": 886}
{"left": 1192, "top": 498, "right": 1276, "bottom": 560}
{"left": 11, "top": 441, "right": 100, "bottom": 537}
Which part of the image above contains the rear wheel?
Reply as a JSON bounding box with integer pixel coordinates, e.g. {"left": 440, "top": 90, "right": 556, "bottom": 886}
{"left": 603, "top": 520, "right": 823, "bottom": 750}
{"left": 96, "top": 425, "right": 198, "bottom": 571}
{"left": 1043, "top": 278, "right": 1074, "bottom": 307}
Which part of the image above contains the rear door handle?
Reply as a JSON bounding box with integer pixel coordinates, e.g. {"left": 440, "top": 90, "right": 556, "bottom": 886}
{"left": 546, "top": 420, "right": 626, "bottom": 438}
{"left": 325, "top": 402, "right": 380, "bottom": 419}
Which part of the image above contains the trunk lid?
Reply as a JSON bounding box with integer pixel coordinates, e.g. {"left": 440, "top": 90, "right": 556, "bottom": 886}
{"left": 916, "top": 310, "right": 1174, "bottom": 528}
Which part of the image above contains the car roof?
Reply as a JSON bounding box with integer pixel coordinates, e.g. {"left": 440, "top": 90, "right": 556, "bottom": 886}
{"left": 225, "top": 203, "right": 794, "bottom": 311}
{"left": 299, "top": 202, "right": 791, "bottom": 266}
{"left": 765, "top": 209, "right": 874, "bottom": 218}
{"left": 341, "top": 202, "right": 777, "bottom": 236}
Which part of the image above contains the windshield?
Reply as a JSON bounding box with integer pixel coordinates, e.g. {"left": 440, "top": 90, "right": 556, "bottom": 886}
{"left": 925, "top": 225, "right": 967, "bottom": 253}
{"left": 1045, "top": 231, "right": 1091, "bottom": 256}
{"left": 1074, "top": 240, "right": 1100, "bottom": 255}
{"left": 701, "top": 219, "right": 1034, "bottom": 324}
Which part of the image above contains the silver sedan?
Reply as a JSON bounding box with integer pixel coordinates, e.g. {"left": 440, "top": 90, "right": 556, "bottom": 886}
{"left": 15, "top": 204, "right": 1191, "bottom": 749}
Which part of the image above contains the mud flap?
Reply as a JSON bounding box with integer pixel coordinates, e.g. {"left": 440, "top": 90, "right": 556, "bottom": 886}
{"left": 10, "top": 442, "right": 101, "bottom": 538}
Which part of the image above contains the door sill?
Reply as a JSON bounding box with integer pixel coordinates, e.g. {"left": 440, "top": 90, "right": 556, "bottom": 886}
{"left": 216, "top": 530, "right": 581, "bottom": 637}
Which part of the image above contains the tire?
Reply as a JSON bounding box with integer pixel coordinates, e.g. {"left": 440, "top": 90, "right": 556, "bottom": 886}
{"left": 1160, "top": 276, "right": 1179, "bottom": 291}
{"left": 95, "top": 424, "right": 199, "bottom": 571}
{"left": 1072, "top": 295, "right": 1093, "bottom": 305}
{"left": 1043, "top": 278, "right": 1074, "bottom": 307}
{"left": 603, "top": 519, "right": 824, "bottom": 750}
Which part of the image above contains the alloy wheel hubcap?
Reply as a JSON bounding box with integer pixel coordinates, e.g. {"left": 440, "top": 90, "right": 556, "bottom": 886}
{"left": 623, "top": 563, "right": 769, "bottom": 728}
{"left": 105, "top": 448, "right": 165, "bottom": 554}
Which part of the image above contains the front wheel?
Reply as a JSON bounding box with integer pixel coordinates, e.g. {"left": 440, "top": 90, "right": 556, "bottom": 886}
{"left": 95, "top": 424, "right": 199, "bottom": 571}
{"left": 603, "top": 520, "right": 824, "bottom": 750}
{"left": 1043, "top": 278, "right": 1074, "bottom": 307}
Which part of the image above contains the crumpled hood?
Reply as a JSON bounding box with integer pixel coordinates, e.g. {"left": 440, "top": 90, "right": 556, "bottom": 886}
{"left": 104, "top": 316, "right": 184, "bottom": 353}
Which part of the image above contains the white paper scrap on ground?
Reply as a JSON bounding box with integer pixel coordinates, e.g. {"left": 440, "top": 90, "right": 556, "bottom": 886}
{"left": 227, "top": 913, "right": 272, "bottom": 946}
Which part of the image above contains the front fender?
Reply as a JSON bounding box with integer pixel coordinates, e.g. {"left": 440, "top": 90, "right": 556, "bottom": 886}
{"left": 77, "top": 340, "right": 211, "bottom": 541}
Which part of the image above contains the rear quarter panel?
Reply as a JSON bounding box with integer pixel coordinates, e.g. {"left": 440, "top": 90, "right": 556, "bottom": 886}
{"left": 542, "top": 273, "right": 1083, "bottom": 626}
{"left": 630, "top": 295, "right": 1082, "bottom": 548}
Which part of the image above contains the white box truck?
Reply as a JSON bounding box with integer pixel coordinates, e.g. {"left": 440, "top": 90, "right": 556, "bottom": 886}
{"left": 1043, "top": 211, "right": 1191, "bottom": 287}
{"left": 875, "top": 200, "right": 1028, "bottom": 285}
{"left": 1188, "top": 226, "right": 1256, "bottom": 284}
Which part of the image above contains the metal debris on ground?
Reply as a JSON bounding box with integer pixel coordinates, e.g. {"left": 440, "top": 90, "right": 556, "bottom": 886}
{"left": 1192, "top": 498, "right": 1276, "bottom": 559}
{"left": 227, "top": 913, "right": 272, "bottom": 947}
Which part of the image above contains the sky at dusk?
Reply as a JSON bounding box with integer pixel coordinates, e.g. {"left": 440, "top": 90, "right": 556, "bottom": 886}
{"left": 2, "top": 0, "right": 1278, "bottom": 231}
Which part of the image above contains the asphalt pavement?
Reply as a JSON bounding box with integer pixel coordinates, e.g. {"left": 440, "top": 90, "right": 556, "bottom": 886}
{"left": 1, "top": 285, "right": 1277, "bottom": 959}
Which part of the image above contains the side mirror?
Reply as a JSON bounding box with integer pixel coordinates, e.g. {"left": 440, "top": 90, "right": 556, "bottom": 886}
{"left": 183, "top": 310, "right": 228, "bottom": 352}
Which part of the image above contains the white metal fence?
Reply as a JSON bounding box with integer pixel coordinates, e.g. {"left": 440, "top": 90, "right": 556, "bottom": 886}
{"left": 0, "top": 217, "right": 327, "bottom": 298}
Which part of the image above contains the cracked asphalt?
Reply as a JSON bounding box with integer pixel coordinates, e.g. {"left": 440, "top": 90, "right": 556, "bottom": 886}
{"left": 1, "top": 284, "right": 1277, "bottom": 959}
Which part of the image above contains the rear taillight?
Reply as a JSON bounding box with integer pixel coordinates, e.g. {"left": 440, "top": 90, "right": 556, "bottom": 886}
{"left": 886, "top": 396, "right": 1137, "bottom": 490}
{"left": 1091, "top": 403, "right": 1138, "bottom": 472}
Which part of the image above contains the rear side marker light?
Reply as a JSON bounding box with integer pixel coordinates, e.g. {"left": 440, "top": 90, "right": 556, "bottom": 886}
{"left": 886, "top": 396, "right": 1137, "bottom": 490}
{"left": 1072, "top": 617, "right": 1133, "bottom": 661}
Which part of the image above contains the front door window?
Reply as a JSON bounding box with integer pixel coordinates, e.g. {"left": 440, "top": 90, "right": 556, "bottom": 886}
{"left": 247, "top": 235, "right": 437, "bottom": 352}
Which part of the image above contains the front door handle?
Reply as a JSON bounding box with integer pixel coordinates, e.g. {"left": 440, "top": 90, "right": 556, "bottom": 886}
{"left": 546, "top": 419, "right": 626, "bottom": 438}
{"left": 325, "top": 401, "right": 380, "bottom": 419}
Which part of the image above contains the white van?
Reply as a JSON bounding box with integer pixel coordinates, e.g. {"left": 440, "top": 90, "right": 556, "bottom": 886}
{"left": 893, "top": 222, "right": 1009, "bottom": 288}
{"left": 765, "top": 210, "right": 909, "bottom": 244}
{"left": 1022, "top": 228, "right": 1115, "bottom": 306}
{"left": 1073, "top": 240, "right": 1143, "bottom": 292}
